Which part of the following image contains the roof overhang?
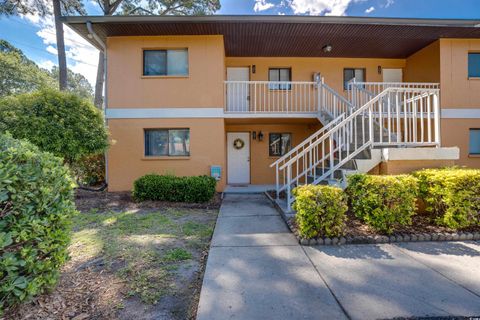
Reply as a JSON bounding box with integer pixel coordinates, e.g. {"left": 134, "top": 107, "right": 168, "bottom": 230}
{"left": 62, "top": 15, "right": 480, "bottom": 58}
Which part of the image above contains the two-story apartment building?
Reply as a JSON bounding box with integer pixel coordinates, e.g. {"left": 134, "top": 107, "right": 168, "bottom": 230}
{"left": 64, "top": 15, "right": 480, "bottom": 203}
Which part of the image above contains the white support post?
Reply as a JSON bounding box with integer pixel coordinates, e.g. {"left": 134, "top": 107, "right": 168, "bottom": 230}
{"left": 433, "top": 93, "right": 441, "bottom": 147}
{"left": 286, "top": 166, "right": 292, "bottom": 211}
{"left": 275, "top": 163, "right": 279, "bottom": 200}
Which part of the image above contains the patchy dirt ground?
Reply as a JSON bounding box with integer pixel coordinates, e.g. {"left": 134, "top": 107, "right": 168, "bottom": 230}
{"left": 6, "top": 190, "right": 220, "bottom": 320}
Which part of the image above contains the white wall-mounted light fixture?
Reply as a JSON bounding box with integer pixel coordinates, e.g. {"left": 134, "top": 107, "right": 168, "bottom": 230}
{"left": 322, "top": 44, "right": 333, "bottom": 53}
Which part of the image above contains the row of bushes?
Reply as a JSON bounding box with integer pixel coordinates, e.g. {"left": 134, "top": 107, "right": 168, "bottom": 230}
{"left": 133, "top": 174, "right": 217, "bottom": 203}
{"left": 293, "top": 168, "right": 480, "bottom": 239}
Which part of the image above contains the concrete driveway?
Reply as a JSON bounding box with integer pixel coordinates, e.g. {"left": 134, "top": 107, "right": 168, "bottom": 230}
{"left": 197, "top": 194, "right": 480, "bottom": 320}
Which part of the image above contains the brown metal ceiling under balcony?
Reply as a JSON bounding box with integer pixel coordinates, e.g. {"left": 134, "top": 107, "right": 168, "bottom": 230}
{"left": 62, "top": 15, "right": 480, "bottom": 58}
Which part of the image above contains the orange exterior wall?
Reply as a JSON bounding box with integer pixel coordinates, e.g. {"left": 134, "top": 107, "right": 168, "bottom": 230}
{"left": 376, "top": 160, "right": 455, "bottom": 175}
{"left": 441, "top": 119, "right": 480, "bottom": 167}
{"left": 107, "top": 35, "right": 225, "bottom": 108}
{"left": 404, "top": 40, "right": 440, "bottom": 83}
{"left": 438, "top": 39, "right": 480, "bottom": 168}
{"left": 225, "top": 120, "right": 321, "bottom": 185}
{"left": 107, "top": 118, "right": 226, "bottom": 192}
{"left": 225, "top": 57, "right": 406, "bottom": 97}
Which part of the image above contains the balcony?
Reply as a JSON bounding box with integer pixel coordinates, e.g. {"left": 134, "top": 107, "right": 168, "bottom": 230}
{"left": 224, "top": 81, "right": 321, "bottom": 117}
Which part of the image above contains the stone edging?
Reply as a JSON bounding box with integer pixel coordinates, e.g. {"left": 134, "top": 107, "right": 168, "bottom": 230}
{"left": 264, "top": 191, "right": 480, "bottom": 246}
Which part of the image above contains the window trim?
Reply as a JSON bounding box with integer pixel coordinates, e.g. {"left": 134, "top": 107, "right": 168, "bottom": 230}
{"left": 268, "top": 132, "right": 292, "bottom": 157}
{"left": 468, "top": 52, "right": 480, "bottom": 79}
{"left": 268, "top": 67, "right": 292, "bottom": 90}
{"left": 142, "top": 48, "right": 189, "bottom": 78}
{"left": 343, "top": 67, "right": 366, "bottom": 90}
{"left": 469, "top": 128, "right": 480, "bottom": 156}
{"left": 144, "top": 128, "right": 190, "bottom": 157}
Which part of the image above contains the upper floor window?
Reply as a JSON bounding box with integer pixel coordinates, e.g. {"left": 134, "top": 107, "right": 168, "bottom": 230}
{"left": 344, "top": 68, "right": 365, "bottom": 90}
{"left": 470, "top": 129, "right": 480, "bottom": 155}
{"left": 143, "top": 49, "right": 188, "bottom": 76}
{"left": 269, "top": 68, "right": 291, "bottom": 90}
{"left": 144, "top": 128, "right": 190, "bottom": 156}
{"left": 468, "top": 53, "right": 480, "bottom": 78}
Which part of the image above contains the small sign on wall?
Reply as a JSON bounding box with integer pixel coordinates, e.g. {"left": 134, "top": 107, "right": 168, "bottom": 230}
{"left": 211, "top": 165, "right": 221, "bottom": 181}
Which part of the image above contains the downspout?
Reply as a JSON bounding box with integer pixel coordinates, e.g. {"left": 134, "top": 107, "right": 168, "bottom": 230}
{"left": 87, "top": 21, "right": 109, "bottom": 188}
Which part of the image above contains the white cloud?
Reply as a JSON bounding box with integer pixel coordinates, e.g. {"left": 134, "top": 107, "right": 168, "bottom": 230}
{"left": 382, "top": 0, "right": 394, "bottom": 8}
{"left": 38, "top": 60, "right": 55, "bottom": 70}
{"left": 46, "top": 45, "right": 57, "bottom": 55}
{"left": 21, "top": 14, "right": 99, "bottom": 86}
{"left": 288, "top": 0, "right": 354, "bottom": 16}
{"left": 365, "top": 6, "right": 375, "bottom": 13}
{"left": 253, "top": 0, "right": 275, "bottom": 12}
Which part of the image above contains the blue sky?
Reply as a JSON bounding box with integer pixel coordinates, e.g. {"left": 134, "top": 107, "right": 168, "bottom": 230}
{"left": 1, "top": 0, "right": 479, "bottom": 86}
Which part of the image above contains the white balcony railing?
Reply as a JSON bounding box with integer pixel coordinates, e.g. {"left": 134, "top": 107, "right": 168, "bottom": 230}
{"left": 224, "top": 81, "right": 320, "bottom": 113}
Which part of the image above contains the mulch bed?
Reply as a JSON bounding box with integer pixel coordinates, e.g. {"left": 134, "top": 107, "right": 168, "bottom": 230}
{"left": 266, "top": 190, "right": 480, "bottom": 243}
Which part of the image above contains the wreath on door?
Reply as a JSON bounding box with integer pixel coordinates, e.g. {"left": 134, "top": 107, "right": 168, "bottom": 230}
{"left": 233, "top": 138, "right": 245, "bottom": 150}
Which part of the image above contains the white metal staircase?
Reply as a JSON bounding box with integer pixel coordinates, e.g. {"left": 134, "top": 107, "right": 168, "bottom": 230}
{"left": 271, "top": 79, "right": 441, "bottom": 210}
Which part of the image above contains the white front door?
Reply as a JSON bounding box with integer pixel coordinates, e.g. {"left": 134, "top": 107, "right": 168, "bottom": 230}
{"left": 227, "top": 132, "right": 250, "bottom": 184}
{"left": 383, "top": 68, "right": 403, "bottom": 83}
{"left": 227, "top": 67, "right": 250, "bottom": 112}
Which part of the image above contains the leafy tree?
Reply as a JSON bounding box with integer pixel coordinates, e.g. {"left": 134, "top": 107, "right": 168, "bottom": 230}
{"left": 50, "top": 66, "right": 93, "bottom": 100}
{"left": 90, "top": 0, "right": 220, "bottom": 109}
{"left": 121, "top": 0, "right": 221, "bottom": 15}
{"left": 0, "top": 0, "right": 85, "bottom": 90}
{"left": 0, "top": 42, "right": 55, "bottom": 96}
{"left": 0, "top": 40, "right": 93, "bottom": 99}
{"left": 0, "top": 89, "right": 108, "bottom": 164}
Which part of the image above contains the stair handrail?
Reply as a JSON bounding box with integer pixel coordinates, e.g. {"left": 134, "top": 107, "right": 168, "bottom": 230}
{"left": 280, "top": 89, "right": 388, "bottom": 171}
{"left": 279, "top": 87, "right": 440, "bottom": 208}
{"left": 270, "top": 113, "right": 344, "bottom": 169}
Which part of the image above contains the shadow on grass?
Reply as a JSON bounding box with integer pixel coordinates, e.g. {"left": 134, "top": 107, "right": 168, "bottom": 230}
{"left": 70, "top": 206, "right": 217, "bottom": 319}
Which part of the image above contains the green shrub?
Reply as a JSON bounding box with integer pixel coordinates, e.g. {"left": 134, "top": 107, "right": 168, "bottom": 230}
{"left": 70, "top": 154, "right": 105, "bottom": 186}
{"left": 292, "top": 185, "right": 347, "bottom": 239}
{"left": 0, "top": 89, "right": 108, "bottom": 164}
{"left": 0, "top": 134, "right": 76, "bottom": 312}
{"left": 413, "top": 167, "right": 480, "bottom": 228}
{"left": 346, "top": 174, "right": 418, "bottom": 234}
{"left": 132, "top": 174, "right": 216, "bottom": 203}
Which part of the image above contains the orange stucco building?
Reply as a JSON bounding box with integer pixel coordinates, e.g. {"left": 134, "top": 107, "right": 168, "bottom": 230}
{"left": 65, "top": 16, "right": 480, "bottom": 192}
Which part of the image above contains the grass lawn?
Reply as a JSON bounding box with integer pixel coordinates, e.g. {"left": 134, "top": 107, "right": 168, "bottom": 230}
{"left": 9, "top": 191, "right": 220, "bottom": 320}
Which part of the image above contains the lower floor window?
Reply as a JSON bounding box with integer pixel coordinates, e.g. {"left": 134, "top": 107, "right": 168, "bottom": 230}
{"left": 470, "top": 128, "right": 480, "bottom": 155}
{"left": 269, "top": 133, "right": 292, "bottom": 156}
{"left": 145, "top": 129, "right": 190, "bottom": 156}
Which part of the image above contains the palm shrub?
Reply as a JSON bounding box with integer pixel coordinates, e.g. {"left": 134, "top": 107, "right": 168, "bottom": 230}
{"left": 0, "top": 89, "right": 108, "bottom": 165}
{"left": 346, "top": 174, "right": 418, "bottom": 234}
{"left": 0, "top": 134, "right": 76, "bottom": 313}
{"left": 133, "top": 174, "right": 217, "bottom": 203}
{"left": 292, "top": 185, "right": 347, "bottom": 239}
{"left": 413, "top": 167, "right": 480, "bottom": 228}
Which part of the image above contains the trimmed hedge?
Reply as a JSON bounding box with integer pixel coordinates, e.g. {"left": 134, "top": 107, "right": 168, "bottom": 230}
{"left": 413, "top": 168, "right": 480, "bottom": 229}
{"left": 346, "top": 174, "right": 418, "bottom": 234}
{"left": 0, "top": 134, "right": 76, "bottom": 312}
{"left": 292, "top": 185, "right": 347, "bottom": 239}
{"left": 133, "top": 174, "right": 217, "bottom": 203}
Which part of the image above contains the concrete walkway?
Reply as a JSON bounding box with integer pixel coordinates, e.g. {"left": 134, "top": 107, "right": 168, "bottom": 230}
{"left": 197, "top": 194, "right": 480, "bottom": 320}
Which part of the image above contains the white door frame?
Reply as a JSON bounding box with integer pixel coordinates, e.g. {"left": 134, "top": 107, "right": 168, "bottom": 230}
{"left": 226, "top": 67, "right": 250, "bottom": 112}
{"left": 382, "top": 68, "right": 403, "bottom": 83}
{"left": 227, "top": 132, "right": 250, "bottom": 185}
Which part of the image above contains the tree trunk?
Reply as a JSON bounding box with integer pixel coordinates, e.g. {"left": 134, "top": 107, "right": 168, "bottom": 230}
{"left": 52, "top": 0, "right": 67, "bottom": 90}
{"left": 94, "top": 51, "right": 104, "bottom": 109}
